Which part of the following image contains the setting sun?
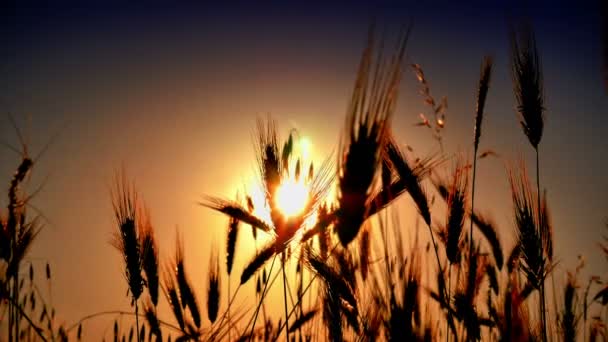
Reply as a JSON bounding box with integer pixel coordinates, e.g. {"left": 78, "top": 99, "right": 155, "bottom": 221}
{"left": 275, "top": 178, "right": 310, "bottom": 217}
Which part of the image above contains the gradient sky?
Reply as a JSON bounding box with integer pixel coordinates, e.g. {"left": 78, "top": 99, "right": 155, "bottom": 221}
{"left": 1, "top": 1, "right": 606, "bottom": 339}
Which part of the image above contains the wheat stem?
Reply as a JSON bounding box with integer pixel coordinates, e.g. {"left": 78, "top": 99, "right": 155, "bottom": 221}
{"left": 134, "top": 299, "right": 140, "bottom": 342}
{"left": 14, "top": 268, "right": 19, "bottom": 342}
{"left": 383, "top": 209, "right": 392, "bottom": 301}
{"left": 208, "top": 284, "right": 242, "bottom": 339}
{"left": 470, "top": 149, "right": 478, "bottom": 266}
{"left": 228, "top": 276, "right": 231, "bottom": 342}
{"left": 282, "top": 255, "right": 290, "bottom": 341}
{"left": 272, "top": 242, "right": 342, "bottom": 341}
{"left": 247, "top": 254, "right": 278, "bottom": 339}
{"left": 424, "top": 218, "right": 451, "bottom": 336}
{"left": 9, "top": 278, "right": 13, "bottom": 342}
{"left": 447, "top": 265, "right": 451, "bottom": 342}
{"left": 536, "top": 147, "right": 547, "bottom": 342}
{"left": 1, "top": 287, "right": 47, "bottom": 342}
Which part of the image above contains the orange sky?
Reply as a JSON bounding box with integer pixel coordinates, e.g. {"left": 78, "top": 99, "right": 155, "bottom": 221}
{"left": 1, "top": 2, "right": 607, "bottom": 339}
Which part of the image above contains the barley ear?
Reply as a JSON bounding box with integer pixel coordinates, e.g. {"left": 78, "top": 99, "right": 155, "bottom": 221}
{"left": 474, "top": 56, "right": 493, "bottom": 150}
{"left": 110, "top": 171, "right": 143, "bottom": 301}
{"left": 510, "top": 24, "right": 545, "bottom": 149}
{"left": 207, "top": 247, "right": 221, "bottom": 323}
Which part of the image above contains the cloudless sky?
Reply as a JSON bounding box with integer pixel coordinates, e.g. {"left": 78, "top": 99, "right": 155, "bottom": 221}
{"left": 1, "top": 1, "right": 606, "bottom": 338}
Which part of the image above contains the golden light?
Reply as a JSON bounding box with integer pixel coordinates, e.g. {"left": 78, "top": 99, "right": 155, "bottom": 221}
{"left": 248, "top": 183, "right": 272, "bottom": 224}
{"left": 275, "top": 178, "right": 310, "bottom": 217}
{"left": 298, "top": 137, "right": 312, "bottom": 161}
{"left": 244, "top": 135, "right": 319, "bottom": 229}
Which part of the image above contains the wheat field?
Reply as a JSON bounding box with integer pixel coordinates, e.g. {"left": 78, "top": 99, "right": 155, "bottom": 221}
{"left": 1, "top": 5, "right": 607, "bottom": 342}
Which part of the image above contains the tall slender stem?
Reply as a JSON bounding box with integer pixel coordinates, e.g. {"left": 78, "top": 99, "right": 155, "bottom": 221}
{"left": 381, "top": 210, "right": 391, "bottom": 300}
{"left": 426, "top": 221, "right": 448, "bottom": 311}
{"left": 134, "top": 299, "right": 140, "bottom": 342}
{"left": 466, "top": 147, "right": 478, "bottom": 342}
{"left": 536, "top": 147, "right": 547, "bottom": 342}
{"left": 1, "top": 291, "right": 47, "bottom": 341}
{"left": 248, "top": 254, "right": 278, "bottom": 339}
{"left": 9, "top": 276, "right": 13, "bottom": 342}
{"left": 419, "top": 217, "right": 452, "bottom": 340}
{"left": 550, "top": 271, "right": 558, "bottom": 340}
{"left": 228, "top": 278, "right": 231, "bottom": 342}
{"left": 272, "top": 242, "right": 342, "bottom": 340}
{"left": 13, "top": 267, "right": 19, "bottom": 342}
{"left": 209, "top": 284, "right": 242, "bottom": 339}
{"left": 281, "top": 255, "right": 290, "bottom": 341}
{"left": 470, "top": 148, "right": 478, "bottom": 262}
{"left": 447, "top": 265, "right": 451, "bottom": 342}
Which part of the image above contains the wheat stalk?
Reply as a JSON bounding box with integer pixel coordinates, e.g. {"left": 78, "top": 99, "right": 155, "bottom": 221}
{"left": 335, "top": 25, "right": 410, "bottom": 247}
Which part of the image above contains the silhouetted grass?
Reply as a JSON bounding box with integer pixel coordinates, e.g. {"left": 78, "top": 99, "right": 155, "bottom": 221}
{"left": 92, "top": 24, "right": 608, "bottom": 342}
{"left": 3, "top": 20, "right": 608, "bottom": 342}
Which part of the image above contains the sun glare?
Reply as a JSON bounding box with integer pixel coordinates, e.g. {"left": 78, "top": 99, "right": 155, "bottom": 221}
{"left": 298, "top": 137, "right": 312, "bottom": 160}
{"left": 245, "top": 135, "right": 317, "bottom": 225}
{"left": 275, "top": 178, "right": 310, "bottom": 217}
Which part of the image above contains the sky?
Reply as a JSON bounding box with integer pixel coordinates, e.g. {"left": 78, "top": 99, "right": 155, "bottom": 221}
{"left": 1, "top": 1, "right": 607, "bottom": 339}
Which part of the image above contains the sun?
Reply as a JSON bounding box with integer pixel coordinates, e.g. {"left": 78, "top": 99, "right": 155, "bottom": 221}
{"left": 245, "top": 135, "right": 317, "bottom": 221}
{"left": 273, "top": 135, "right": 315, "bottom": 217}
{"left": 275, "top": 178, "right": 310, "bottom": 217}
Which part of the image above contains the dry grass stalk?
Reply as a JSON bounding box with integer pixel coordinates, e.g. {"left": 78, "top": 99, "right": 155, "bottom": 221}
{"left": 511, "top": 24, "right": 545, "bottom": 149}
{"left": 5, "top": 216, "right": 40, "bottom": 282}
{"left": 511, "top": 22, "right": 548, "bottom": 340}
{"left": 139, "top": 208, "right": 159, "bottom": 306}
{"left": 110, "top": 172, "right": 143, "bottom": 302}
{"left": 371, "top": 137, "right": 439, "bottom": 223}
{"left": 358, "top": 228, "right": 370, "bottom": 281}
{"left": 200, "top": 197, "right": 272, "bottom": 234}
{"left": 540, "top": 190, "right": 554, "bottom": 263}
{"left": 335, "top": 26, "right": 410, "bottom": 247}
{"left": 255, "top": 118, "right": 283, "bottom": 228}
{"left": 470, "top": 55, "right": 493, "bottom": 281}
{"left": 174, "top": 233, "right": 201, "bottom": 328}
{"left": 508, "top": 162, "right": 549, "bottom": 290}
{"left": 162, "top": 267, "right": 185, "bottom": 331}
{"left": 411, "top": 63, "right": 447, "bottom": 150}
{"left": 445, "top": 159, "right": 469, "bottom": 265}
